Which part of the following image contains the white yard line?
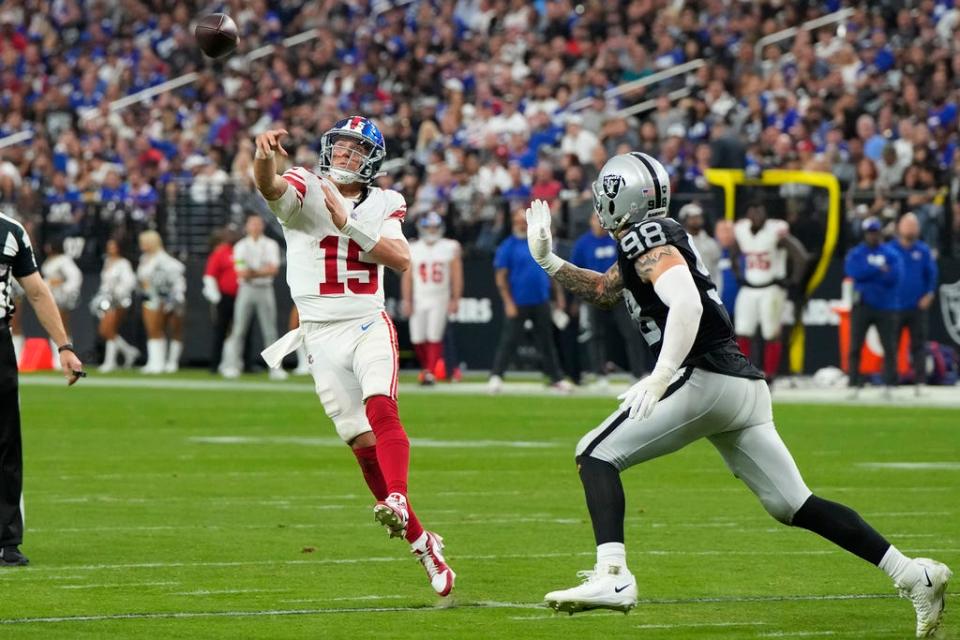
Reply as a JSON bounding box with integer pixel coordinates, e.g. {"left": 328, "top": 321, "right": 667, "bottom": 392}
{"left": 0, "top": 593, "right": 926, "bottom": 626}
{"left": 58, "top": 581, "right": 180, "bottom": 590}
{"left": 4, "top": 550, "right": 959, "bottom": 581}
{"left": 19, "top": 374, "right": 960, "bottom": 407}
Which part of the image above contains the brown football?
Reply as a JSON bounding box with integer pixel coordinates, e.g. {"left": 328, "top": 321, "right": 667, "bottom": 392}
{"left": 195, "top": 13, "right": 239, "bottom": 59}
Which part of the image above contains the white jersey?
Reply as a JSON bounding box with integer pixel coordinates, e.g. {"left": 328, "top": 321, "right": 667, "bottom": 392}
{"left": 41, "top": 254, "right": 83, "bottom": 309}
{"left": 734, "top": 218, "right": 789, "bottom": 286}
{"left": 233, "top": 234, "right": 281, "bottom": 287}
{"left": 98, "top": 256, "right": 136, "bottom": 302}
{"left": 137, "top": 250, "right": 186, "bottom": 307}
{"left": 270, "top": 166, "right": 407, "bottom": 322}
{"left": 409, "top": 238, "right": 460, "bottom": 301}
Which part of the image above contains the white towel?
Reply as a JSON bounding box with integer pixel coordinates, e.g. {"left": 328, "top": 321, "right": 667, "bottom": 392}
{"left": 261, "top": 327, "right": 303, "bottom": 369}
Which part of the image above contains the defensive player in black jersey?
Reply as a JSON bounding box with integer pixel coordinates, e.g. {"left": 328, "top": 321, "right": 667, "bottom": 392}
{"left": 527, "top": 153, "right": 950, "bottom": 637}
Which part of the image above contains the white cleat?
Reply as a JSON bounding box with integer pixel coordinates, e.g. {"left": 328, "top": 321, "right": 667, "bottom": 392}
{"left": 373, "top": 492, "right": 409, "bottom": 539}
{"left": 163, "top": 362, "right": 179, "bottom": 374}
{"left": 551, "top": 379, "right": 574, "bottom": 395}
{"left": 294, "top": 364, "right": 311, "bottom": 376}
{"left": 487, "top": 375, "right": 503, "bottom": 395}
{"left": 221, "top": 367, "right": 241, "bottom": 379}
{"left": 900, "top": 558, "right": 952, "bottom": 638}
{"left": 268, "top": 368, "right": 289, "bottom": 381}
{"left": 412, "top": 531, "right": 455, "bottom": 597}
{"left": 544, "top": 564, "right": 638, "bottom": 615}
{"left": 98, "top": 362, "right": 116, "bottom": 374}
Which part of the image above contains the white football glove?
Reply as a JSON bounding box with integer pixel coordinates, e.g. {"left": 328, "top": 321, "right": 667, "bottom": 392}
{"left": 525, "top": 199, "right": 565, "bottom": 275}
{"left": 617, "top": 367, "right": 675, "bottom": 420}
{"left": 202, "top": 275, "right": 221, "bottom": 304}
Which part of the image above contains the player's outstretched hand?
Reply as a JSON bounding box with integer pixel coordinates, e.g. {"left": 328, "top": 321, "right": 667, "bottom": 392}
{"left": 616, "top": 369, "right": 673, "bottom": 420}
{"left": 525, "top": 199, "right": 553, "bottom": 263}
{"left": 254, "top": 129, "right": 289, "bottom": 159}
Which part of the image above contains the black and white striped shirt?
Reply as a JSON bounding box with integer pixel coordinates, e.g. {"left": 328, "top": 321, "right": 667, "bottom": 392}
{"left": 0, "top": 212, "right": 38, "bottom": 320}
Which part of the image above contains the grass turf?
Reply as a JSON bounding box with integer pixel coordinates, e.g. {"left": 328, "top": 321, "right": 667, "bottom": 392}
{"left": 1, "top": 379, "right": 957, "bottom": 639}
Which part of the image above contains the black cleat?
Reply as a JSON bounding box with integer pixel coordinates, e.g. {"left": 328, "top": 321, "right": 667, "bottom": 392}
{"left": 0, "top": 546, "right": 29, "bottom": 566}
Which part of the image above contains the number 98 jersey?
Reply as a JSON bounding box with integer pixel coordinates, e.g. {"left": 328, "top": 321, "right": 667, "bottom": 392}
{"left": 616, "top": 217, "right": 763, "bottom": 379}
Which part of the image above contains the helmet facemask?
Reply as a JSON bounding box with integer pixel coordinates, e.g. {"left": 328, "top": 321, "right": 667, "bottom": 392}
{"left": 319, "top": 131, "right": 385, "bottom": 184}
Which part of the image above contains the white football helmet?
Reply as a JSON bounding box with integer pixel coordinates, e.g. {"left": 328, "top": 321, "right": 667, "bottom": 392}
{"left": 417, "top": 211, "right": 444, "bottom": 244}
{"left": 592, "top": 152, "right": 671, "bottom": 232}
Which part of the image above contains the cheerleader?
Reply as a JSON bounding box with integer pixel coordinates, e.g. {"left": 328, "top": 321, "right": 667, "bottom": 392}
{"left": 41, "top": 238, "right": 82, "bottom": 369}
{"left": 91, "top": 239, "right": 139, "bottom": 372}
{"left": 137, "top": 231, "right": 186, "bottom": 374}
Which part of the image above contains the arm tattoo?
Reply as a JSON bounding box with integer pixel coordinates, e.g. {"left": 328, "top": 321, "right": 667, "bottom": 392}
{"left": 554, "top": 262, "right": 623, "bottom": 309}
{"left": 634, "top": 245, "right": 678, "bottom": 282}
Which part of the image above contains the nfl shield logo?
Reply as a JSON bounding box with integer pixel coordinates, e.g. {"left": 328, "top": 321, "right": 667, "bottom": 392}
{"left": 939, "top": 279, "right": 960, "bottom": 346}
{"left": 602, "top": 174, "right": 624, "bottom": 198}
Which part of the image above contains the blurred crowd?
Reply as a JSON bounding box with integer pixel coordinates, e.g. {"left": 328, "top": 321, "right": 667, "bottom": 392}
{"left": 1, "top": 0, "right": 960, "bottom": 264}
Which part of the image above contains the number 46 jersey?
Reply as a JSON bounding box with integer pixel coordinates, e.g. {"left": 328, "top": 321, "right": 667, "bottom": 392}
{"left": 273, "top": 166, "right": 407, "bottom": 322}
{"left": 616, "top": 217, "right": 763, "bottom": 379}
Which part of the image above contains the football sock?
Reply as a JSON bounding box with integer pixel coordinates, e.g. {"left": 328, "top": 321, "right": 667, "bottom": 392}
{"left": 790, "top": 495, "right": 890, "bottom": 565}
{"left": 352, "top": 445, "right": 387, "bottom": 500}
{"left": 103, "top": 339, "right": 118, "bottom": 367}
{"left": 427, "top": 342, "right": 443, "bottom": 373}
{"left": 576, "top": 455, "right": 625, "bottom": 545}
{"left": 166, "top": 340, "right": 183, "bottom": 368}
{"left": 114, "top": 335, "right": 134, "bottom": 353}
{"left": 736, "top": 336, "right": 752, "bottom": 360}
{"left": 879, "top": 544, "right": 923, "bottom": 588}
{"left": 413, "top": 343, "right": 427, "bottom": 370}
{"left": 597, "top": 542, "right": 626, "bottom": 569}
{"left": 365, "top": 396, "right": 410, "bottom": 496}
{"left": 763, "top": 340, "right": 782, "bottom": 379}
{"left": 404, "top": 506, "right": 424, "bottom": 544}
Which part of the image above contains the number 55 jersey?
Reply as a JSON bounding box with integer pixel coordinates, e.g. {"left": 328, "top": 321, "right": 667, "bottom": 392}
{"left": 616, "top": 216, "right": 763, "bottom": 380}
{"left": 271, "top": 166, "right": 407, "bottom": 322}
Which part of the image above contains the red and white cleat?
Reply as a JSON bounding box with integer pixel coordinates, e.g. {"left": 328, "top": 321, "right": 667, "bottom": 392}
{"left": 373, "top": 492, "right": 409, "bottom": 539}
{"left": 413, "top": 531, "right": 455, "bottom": 596}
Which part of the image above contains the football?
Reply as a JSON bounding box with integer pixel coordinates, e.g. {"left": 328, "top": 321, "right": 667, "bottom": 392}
{"left": 195, "top": 13, "right": 239, "bottom": 59}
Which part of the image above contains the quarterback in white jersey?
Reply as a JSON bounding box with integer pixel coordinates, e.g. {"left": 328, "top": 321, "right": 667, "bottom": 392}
{"left": 731, "top": 201, "right": 807, "bottom": 380}
{"left": 401, "top": 212, "right": 463, "bottom": 385}
{"left": 91, "top": 238, "right": 139, "bottom": 372}
{"left": 41, "top": 238, "right": 82, "bottom": 369}
{"left": 252, "top": 116, "right": 454, "bottom": 597}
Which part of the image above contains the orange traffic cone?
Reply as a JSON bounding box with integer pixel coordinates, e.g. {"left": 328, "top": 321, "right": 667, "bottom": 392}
{"left": 19, "top": 338, "right": 54, "bottom": 372}
{"left": 433, "top": 357, "right": 447, "bottom": 382}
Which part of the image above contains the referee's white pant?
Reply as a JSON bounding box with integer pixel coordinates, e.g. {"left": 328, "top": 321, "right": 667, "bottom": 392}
{"left": 222, "top": 284, "right": 279, "bottom": 372}
{"left": 576, "top": 367, "right": 812, "bottom": 523}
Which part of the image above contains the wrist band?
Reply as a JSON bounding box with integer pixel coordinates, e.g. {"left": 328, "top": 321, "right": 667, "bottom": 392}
{"left": 58, "top": 343, "right": 75, "bottom": 354}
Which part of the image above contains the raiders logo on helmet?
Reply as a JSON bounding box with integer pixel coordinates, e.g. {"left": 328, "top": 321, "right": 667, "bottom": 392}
{"left": 602, "top": 173, "right": 624, "bottom": 198}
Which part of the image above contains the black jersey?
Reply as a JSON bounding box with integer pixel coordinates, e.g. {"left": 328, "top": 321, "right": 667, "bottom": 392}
{"left": 616, "top": 216, "right": 763, "bottom": 379}
{"left": 0, "top": 212, "right": 37, "bottom": 321}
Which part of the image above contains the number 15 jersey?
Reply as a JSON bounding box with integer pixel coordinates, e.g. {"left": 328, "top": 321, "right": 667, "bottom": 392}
{"left": 271, "top": 166, "right": 407, "bottom": 322}
{"left": 616, "top": 216, "right": 763, "bottom": 379}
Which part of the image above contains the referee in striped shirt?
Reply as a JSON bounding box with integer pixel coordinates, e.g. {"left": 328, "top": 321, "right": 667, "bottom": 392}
{"left": 1, "top": 212, "right": 84, "bottom": 566}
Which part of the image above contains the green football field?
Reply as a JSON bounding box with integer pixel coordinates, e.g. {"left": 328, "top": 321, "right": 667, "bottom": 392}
{"left": 1, "top": 374, "right": 957, "bottom": 639}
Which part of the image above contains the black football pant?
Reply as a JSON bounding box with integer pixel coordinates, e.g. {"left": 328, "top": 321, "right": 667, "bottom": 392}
{"left": 586, "top": 305, "right": 648, "bottom": 379}
{"left": 848, "top": 302, "right": 897, "bottom": 387}
{"left": 895, "top": 308, "right": 928, "bottom": 385}
{"left": 0, "top": 320, "right": 24, "bottom": 547}
{"left": 490, "top": 302, "right": 564, "bottom": 383}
